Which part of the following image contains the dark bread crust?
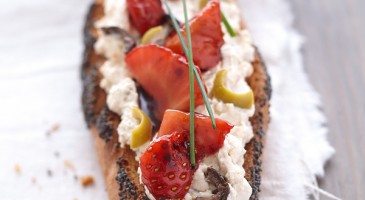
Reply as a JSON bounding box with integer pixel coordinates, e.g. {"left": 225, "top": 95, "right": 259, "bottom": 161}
{"left": 81, "top": 2, "right": 271, "bottom": 200}
{"left": 245, "top": 51, "right": 271, "bottom": 200}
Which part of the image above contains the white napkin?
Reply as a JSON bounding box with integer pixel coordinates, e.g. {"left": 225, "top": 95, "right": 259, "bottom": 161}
{"left": 238, "top": 0, "right": 335, "bottom": 199}
{"left": 0, "top": 0, "right": 334, "bottom": 199}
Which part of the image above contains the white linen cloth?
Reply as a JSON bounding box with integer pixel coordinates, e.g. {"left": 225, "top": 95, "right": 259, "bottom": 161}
{"left": 237, "top": 0, "right": 335, "bottom": 199}
{"left": 0, "top": 0, "right": 334, "bottom": 199}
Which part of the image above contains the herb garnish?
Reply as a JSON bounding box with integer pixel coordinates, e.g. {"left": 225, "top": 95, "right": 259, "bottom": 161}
{"left": 221, "top": 12, "right": 236, "bottom": 37}
{"left": 182, "top": 0, "right": 197, "bottom": 167}
{"left": 163, "top": 0, "right": 217, "bottom": 167}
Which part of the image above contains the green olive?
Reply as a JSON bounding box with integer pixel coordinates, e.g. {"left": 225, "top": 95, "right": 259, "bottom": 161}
{"left": 199, "top": 0, "right": 210, "bottom": 9}
{"left": 212, "top": 69, "right": 254, "bottom": 109}
{"left": 130, "top": 107, "right": 152, "bottom": 148}
{"left": 141, "top": 25, "right": 164, "bottom": 45}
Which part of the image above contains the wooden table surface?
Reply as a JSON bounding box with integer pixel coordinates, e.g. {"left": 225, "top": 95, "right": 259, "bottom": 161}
{"left": 291, "top": 0, "right": 365, "bottom": 199}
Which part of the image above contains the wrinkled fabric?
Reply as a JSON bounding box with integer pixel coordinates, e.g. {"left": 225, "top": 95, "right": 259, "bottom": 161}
{"left": 238, "top": 0, "right": 334, "bottom": 199}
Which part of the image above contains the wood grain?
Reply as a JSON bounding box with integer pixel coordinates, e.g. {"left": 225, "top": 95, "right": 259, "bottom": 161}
{"left": 291, "top": 0, "right": 365, "bottom": 199}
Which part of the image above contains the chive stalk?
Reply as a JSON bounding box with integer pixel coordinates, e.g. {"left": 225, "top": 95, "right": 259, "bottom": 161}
{"left": 163, "top": 1, "right": 217, "bottom": 129}
{"left": 163, "top": 0, "right": 218, "bottom": 167}
{"left": 182, "top": 0, "right": 196, "bottom": 167}
{"left": 221, "top": 12, "right": 236, "bottom": 37}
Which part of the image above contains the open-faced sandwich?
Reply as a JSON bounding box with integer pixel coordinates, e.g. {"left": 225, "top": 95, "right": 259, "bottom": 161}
{"left": 81, "top": 0, "right": 271, "bottom": 199}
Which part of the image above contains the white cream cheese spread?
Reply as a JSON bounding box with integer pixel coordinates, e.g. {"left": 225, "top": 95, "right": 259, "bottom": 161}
{"left": 95, "top": 0, "right": 256, "bottom": 199}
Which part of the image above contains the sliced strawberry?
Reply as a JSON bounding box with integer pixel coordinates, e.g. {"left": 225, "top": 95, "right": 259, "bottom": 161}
{"left": 158, "top": 110, "right": 233, "bottom": 161}
{"left": 125, "top": 44, "right": 205, "bottom": 120}
{"left": 126, "top": 0, "right": 164, "bottom": 35}
{"left": 140, "top": 131, "right": 194, "bottom": 199}
{"left": 165, "top": 0, "right": 224, "bottom": 70}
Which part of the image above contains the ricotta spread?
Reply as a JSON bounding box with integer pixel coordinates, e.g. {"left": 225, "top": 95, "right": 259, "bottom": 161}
{"left": 95, "top": 0, "right": 256, "bottom": 199}
{"left": 95, "top": 0, "right": 144, "bottom": 159}
{"left": 96, "top": 0, "right": 131, "bottom": 32}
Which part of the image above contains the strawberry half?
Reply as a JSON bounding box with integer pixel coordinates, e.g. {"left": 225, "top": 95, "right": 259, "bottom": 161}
{"left": 140, "top": 131, "right": 194, "bottom": 199}
{"left": 125, "top": 44, "right": 205, "bottom": 120}
{"left": 126, "top": 0, "right": 165, "bottom": 35}
{"left": 158, "top": 110, "right": 234, "bottom": 161}
{"left": 165, "top": 0, "right": 224, "bottom": 70}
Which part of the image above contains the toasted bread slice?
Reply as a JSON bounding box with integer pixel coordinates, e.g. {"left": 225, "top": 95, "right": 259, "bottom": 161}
{"left": 81, "top": 2, "right": 271, "bottom": 200}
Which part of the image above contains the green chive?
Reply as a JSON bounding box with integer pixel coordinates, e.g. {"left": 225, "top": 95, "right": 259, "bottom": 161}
{"left": 163, "top": 0, "right": 217, "bottom": 167}
{"left": 221, "top": 12, "right": 236, "bottom": 37}
{"left": 163, "top": 0, "right": 217, "bottom": 130}
{"left": 182, "top": 0, "right": 196, "bottom": 167}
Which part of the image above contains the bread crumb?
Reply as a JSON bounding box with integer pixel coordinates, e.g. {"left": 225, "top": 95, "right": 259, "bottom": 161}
{"left": 47, "top": 169, "right": 53, "bottom": 177}
{"left": 46, "top": 123, "right": 60, "bottom": 136}
{"left": 54, "top": 151, "right": 60, "bottom": 158}
{"left": 80, "top": 176, "right": 94, "bottom": 187}
{"left": 31, "top": 177, "right": 37, "bottom": 184}
{"left": 14, "top": 164, "right": 21, "bottom": 174}
{"left": 64, "top": 160, "right": 76, "bottom": 172}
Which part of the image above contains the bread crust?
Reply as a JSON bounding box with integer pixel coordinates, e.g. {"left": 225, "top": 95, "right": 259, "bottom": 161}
{"left": 81, "top": 2, "right": 271, "bottom": 200}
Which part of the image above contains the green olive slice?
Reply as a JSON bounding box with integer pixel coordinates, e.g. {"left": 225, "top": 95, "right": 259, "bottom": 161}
{"left": 212, "top": 69, "right": 254, "bottom": 109}
{"left": 141, "top": 25, "right": 164, "bottom": 45}
{"left": 130, "top": 107, "right": 152, "bottom": 148}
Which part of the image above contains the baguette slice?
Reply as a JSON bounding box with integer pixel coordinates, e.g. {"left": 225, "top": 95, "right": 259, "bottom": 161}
{"left": 81, "top": 2, "right": 271, "bottom": 200}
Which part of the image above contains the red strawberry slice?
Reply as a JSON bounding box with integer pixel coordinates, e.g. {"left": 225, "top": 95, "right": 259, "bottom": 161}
{"left": 140, "top": 131, "right": 194, "bottom": 199}
{"left": 158, "top": 110, "right": 233, "bottom": 161}
{"left": 126, "top": 0, "right": 165, "bottom": 35}
{"left": 125, "top": 44, "right": 205, "bottom": 120}
{"left": 165, "top": 0, "right": 224, "bottom": 70}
